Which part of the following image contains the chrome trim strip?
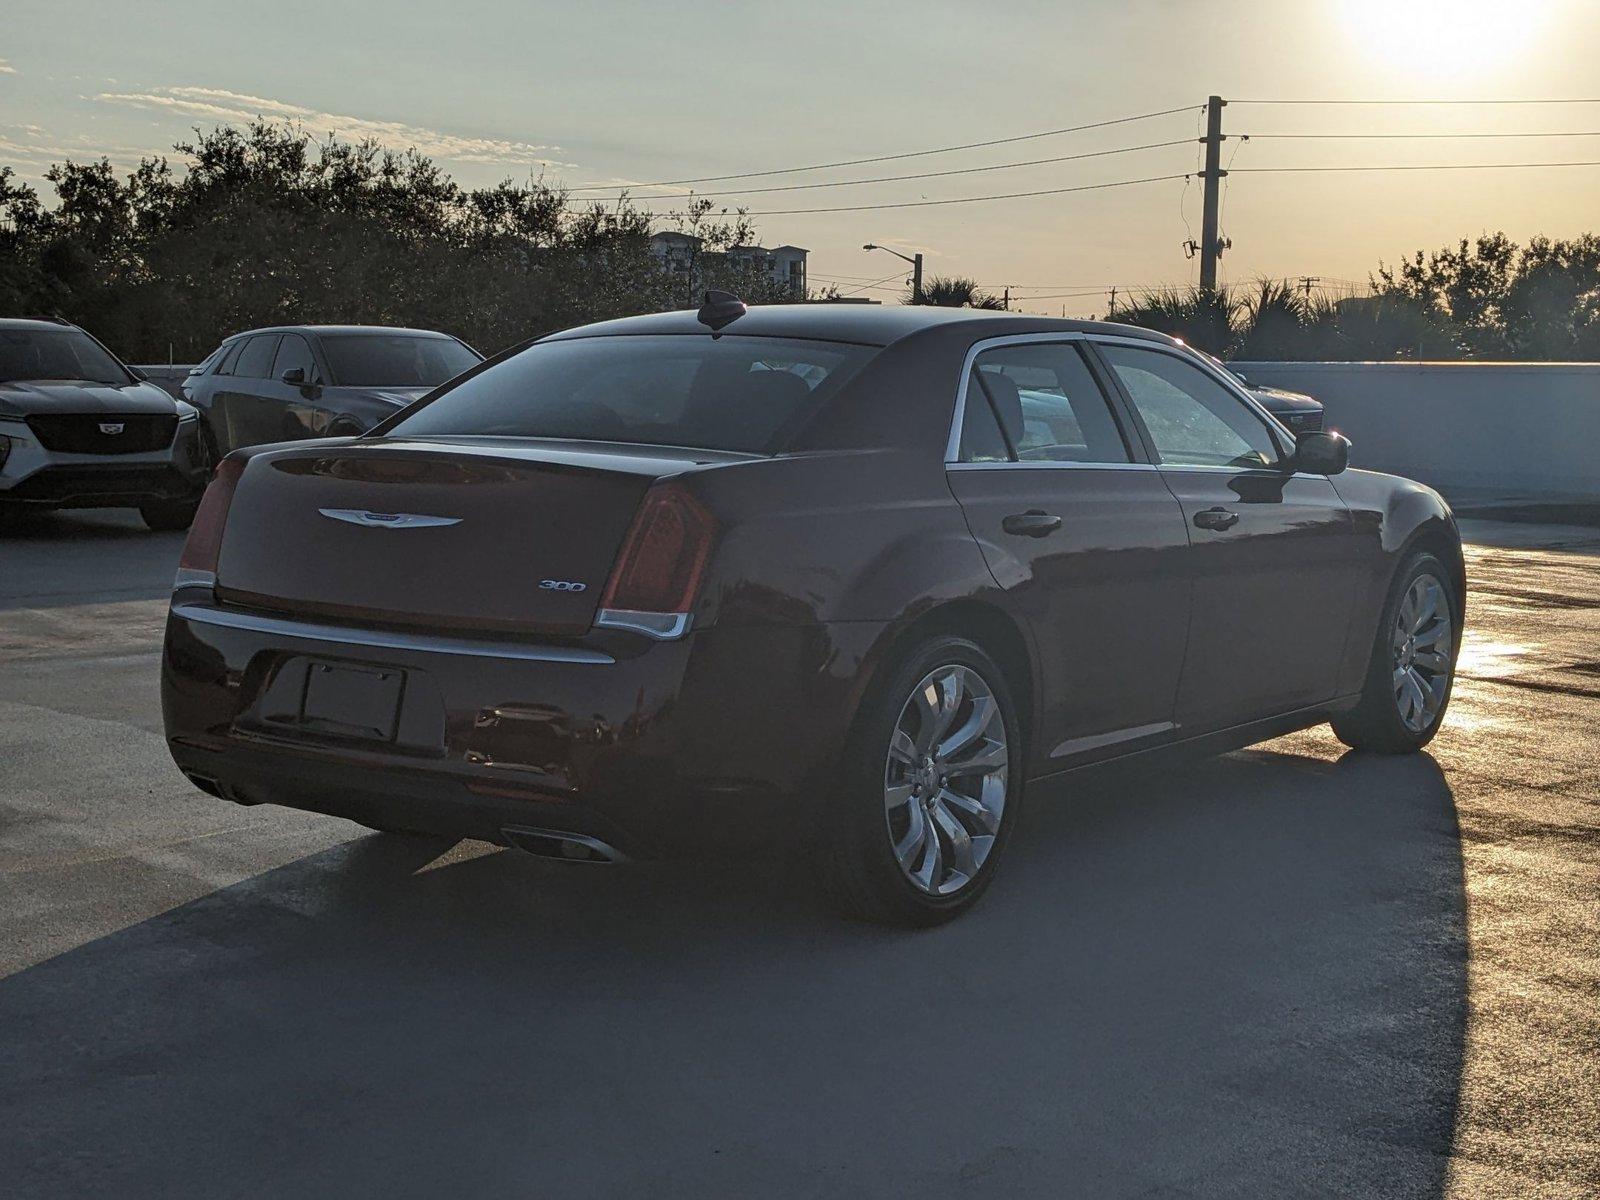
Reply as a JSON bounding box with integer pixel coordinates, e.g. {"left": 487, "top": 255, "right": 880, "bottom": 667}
{"left": 171, "top": 603, "right": 615, "bottom": 664}
{"left": 172, "top": 568, "right": 216, "bottom": 592}
{"left": 1050, "top": 720, "right": 1177, "bottom": 759}
{"left": 593, "top": 609, "right": 693, "bottom": 640}
{"left": 946, "top": 461, "right": 1158, "bottom": 473}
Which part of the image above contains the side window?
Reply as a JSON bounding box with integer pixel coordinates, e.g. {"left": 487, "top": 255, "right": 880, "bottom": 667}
{"left": 272, "top": 334, "right": 316, "bottom": 383}
{"left": 215, "top": 340, "right": 245, "bottom": 376}
{"left": 1098, "top": 345, "right": 1282, "bottom": 469}
{"left": 233, "top": 335, "right": 281, "bottom": 380}
{"left": 959, "top": 342, "right": 1130, "bottom": 465}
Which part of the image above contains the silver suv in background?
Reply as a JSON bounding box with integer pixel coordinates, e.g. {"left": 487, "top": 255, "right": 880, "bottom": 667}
{"left": 0, "top": 318, "right": 209, "bottom": 530}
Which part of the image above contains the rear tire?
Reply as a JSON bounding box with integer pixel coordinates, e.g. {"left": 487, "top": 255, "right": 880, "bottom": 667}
{"left": 1331, "top": 551, "right": 1459, "bottom": 754}
{"left": 139, "top": 497, "right": 200, "bottom": 531}
{"left": 821, "top": 636, "right": 1021, "bottom": 926}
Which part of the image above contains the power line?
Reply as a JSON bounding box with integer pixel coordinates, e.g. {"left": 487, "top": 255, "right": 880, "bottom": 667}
{"left": 1230, "top": 97, "right": 1600, "bottom": 105}
{"left": 602, "top": 138, "right": 1192, "bottom": 200}
{"left": 633, "top": 172, "right": 1189, "bottom": 218}
{"left": 562, "top": 104, "right": 1199, "bottom": 192}
{"left": 1245, "top": 130, "right": 1600, "bottom": 139}
{"left": 1229, "top": 159, "right": 1600, "bottom": 173}
{"left": 836, "top": 272, "right": 909, "bottom": 297}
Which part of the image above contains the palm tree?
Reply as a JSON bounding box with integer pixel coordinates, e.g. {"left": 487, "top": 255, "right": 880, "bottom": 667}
{"left": 1111, "top": 286, "right": 1237, "bottom": 357}
{"left": 909, "top": 275, "right": 1007, "bottom": 309}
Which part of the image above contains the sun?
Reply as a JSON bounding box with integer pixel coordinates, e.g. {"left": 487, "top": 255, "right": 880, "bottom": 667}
{"left": 1338, "top": 0, "right": 1555, "bottom": 72}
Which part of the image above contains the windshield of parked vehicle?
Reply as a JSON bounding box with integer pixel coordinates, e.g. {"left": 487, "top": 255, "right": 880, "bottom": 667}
{"left": 320, "top": 334, "right": 480, "bottom": 388}
{"left": 0, "top": 328, "right": 130, "bottom": 386}
{"left": 385, "top": 334, "right": 877, "bottom": 453}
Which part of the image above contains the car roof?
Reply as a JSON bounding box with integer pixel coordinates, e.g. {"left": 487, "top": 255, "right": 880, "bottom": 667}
{"left": 223, "top": 325, "right": 460, "bottom": 340}
{"left": 541, "top": 304, "right": 1180, "bottom": 350}
{"left": 0, "top": 317, "right": 82, "bottom": 332}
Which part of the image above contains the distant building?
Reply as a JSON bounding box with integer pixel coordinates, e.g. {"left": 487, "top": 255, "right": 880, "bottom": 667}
{"left": 648, "top": 233, "right": 808, "bottom": 296}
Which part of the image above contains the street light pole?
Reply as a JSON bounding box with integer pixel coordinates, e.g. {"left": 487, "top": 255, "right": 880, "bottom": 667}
{"left": 863, "top": 243, "right": 924, "bottom": 304}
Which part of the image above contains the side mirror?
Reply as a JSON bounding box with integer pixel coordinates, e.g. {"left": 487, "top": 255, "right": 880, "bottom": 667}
{"left": 281, "top": 367, "right": 308, "bottom": 386}
{"left": 128, "top": 366, "right": 148, "bottom": 382}
{"left": 1293, "top": 430, "right": 1350, "bottom": 475}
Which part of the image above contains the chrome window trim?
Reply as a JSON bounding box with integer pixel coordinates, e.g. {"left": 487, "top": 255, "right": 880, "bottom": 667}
{"left": 171, "top": 603, "right": 616, "bottom": 664}
{"left": 946, "top": 460, "right": 1158, "bottom": 473}
{"left": 944, "top": 331, "right": 1098, "bottom": 466}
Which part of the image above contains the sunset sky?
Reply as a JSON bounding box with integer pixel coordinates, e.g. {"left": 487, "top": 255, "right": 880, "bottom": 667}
{"left": 5, "top": 0, "right": 1599, "bottom": 314}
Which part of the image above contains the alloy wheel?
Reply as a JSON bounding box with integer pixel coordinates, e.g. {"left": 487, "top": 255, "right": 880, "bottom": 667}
{"left": 884, "top": 664, "right": 1009, "bottom": 897}
{"left": 1391, "top": 573, "right": 1453, "bottom": 733}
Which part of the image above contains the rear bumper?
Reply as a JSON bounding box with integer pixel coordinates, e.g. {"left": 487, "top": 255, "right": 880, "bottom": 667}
{"left": 161, "top": 597, "right": 883, "bottom": 856}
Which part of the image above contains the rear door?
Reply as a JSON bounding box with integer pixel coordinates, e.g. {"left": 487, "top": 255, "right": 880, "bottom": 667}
{"left": 212, "top": 334, "right": 283, "bottom": 453}
{"left": 944, "top": 336, "right": 1193, "bottom": 770}
{"left": 1092, "top": 340, "right": 1358, "bottom": 730}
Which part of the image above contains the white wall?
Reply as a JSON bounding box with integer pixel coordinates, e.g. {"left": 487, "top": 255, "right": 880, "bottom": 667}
{"left": 1229, "top": 362, "right": 1600, "bottom": 498}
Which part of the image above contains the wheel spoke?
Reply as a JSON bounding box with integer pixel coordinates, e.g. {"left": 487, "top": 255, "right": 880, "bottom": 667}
{"left": 912, "top": 814, "right": 943, "bottom": 891}
{"left": 928, "top": 669, "right": 966, "bottom": 746}
{"left": 946, "top": 737, "right": 1007, "bottom": 777}
{"left": 884, "top": 783, "right": 916, "bottom": 813}
{"left": 894, "top": 802, "right": 928, "bottom": 870}
{"left": 1412, "top": 648, "right": 1450, "bottom": 672}
{"left": 929, "top": 799, "right": 977, "bottom": 880}
{"left": 1410, "top": 582, "right": 1440, "bottom": 634}
{"left": 938, "top": 786, "right": 999, "bottom": 835}
{"left": 936, "top": 695, "right": 994, "bottom": 761}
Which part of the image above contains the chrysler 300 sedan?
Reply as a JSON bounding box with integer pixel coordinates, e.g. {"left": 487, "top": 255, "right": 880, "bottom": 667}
{"left": 162, "top": 298, "right": 1464, "bottom": 924}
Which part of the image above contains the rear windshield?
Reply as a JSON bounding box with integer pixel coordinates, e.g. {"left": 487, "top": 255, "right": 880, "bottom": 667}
{"left": 386, "top": 334, "right": 876, "bottom": 453}
{"left": 0, "top": 328, "right": 130, "bottom": 386}
{"left": 321, "top": 334, "right": 480, "bottom": 388}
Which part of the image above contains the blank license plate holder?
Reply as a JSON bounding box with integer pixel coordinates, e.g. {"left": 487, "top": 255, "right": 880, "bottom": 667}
{"left": 299, "top": 661, "right": 404, "bottom": 742}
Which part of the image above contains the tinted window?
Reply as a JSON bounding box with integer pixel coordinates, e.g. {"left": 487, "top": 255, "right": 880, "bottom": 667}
{"left": 1099, "top": 345, "right": 1281, "bottom": 469}
{"left": 233, "top": 335, "right": 281, "bottom": 380}
{"left": 962, "top": 342, "right": 1129, "bottom": 464}
{"left": 272, "top": 334, "right": 317, "bottom": 382}
{"left": 388, "top": 335, "right": 876, "bottom": 453}
{"left": 215, "top": 340, "right": 245, "bottom": 375}
{"left": 0, "top": 328, "right": 129, "bottom": 386}
{"left": 321, "top": 335, "right": 479, "bottom": 388}
{"left": 957, "top": 382, "right": 1011, "bottom": 463}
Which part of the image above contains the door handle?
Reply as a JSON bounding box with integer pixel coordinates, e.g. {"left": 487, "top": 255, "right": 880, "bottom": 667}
{"left": 1193, "top": 507, "right": 1240, "bottom": 531}
{"left": 1002, "top": 510, "right": 1062, "bottom": 537}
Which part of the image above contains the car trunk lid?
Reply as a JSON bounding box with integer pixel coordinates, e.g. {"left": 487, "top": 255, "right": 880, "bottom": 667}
{"left": 215, "top": 437, "right": 738, "bottom": 635}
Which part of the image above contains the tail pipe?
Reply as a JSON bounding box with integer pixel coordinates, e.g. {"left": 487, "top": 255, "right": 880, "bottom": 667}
{"left": 501, "top": 826, "right": 628, "bottom": 864}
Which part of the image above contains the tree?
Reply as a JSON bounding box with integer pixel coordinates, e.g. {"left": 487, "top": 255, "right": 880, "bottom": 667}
{"left": 908, "top": 275, "right": 1006, "bottom": 309}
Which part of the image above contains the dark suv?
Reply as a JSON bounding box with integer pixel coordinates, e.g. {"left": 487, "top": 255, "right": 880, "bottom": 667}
{"left": 183, "top": 325, "right": 481, "bottom": 457}
{"left": 0, "top": 318, "right": 208, "bottom": 529}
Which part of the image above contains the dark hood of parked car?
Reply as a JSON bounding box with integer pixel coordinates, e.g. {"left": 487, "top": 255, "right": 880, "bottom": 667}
{"left": 1249, "top": 384, "right": 1322, "bottom": 416}
{"left": 0, "top": 378, "right": 181, "bottom": 420}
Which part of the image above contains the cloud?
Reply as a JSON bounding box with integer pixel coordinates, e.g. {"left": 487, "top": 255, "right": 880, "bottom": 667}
{"left": 0, "top": 60, "right": 16, "bottom": 75}
{"left": 94, "top": 86, "right": 569, "bottom": 168}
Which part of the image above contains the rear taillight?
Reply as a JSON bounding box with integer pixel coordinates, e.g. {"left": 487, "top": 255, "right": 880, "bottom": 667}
{"left": 595, "top": 482, "right": 717, "bottom": 639}
{"left": 176, "top": 457, "right": 246, "bottom": 585}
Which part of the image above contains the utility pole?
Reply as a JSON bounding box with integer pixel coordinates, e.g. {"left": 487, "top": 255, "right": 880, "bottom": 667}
{"left": 1297, "top": 275, "right": 1321, "bottom": 301}
{"left": 1198, "top": 94, "right": 1227, "bottom": 294}
{"left": 1108, "top": 286, "right": 1118, "bottom": 317}
{"left": 1002, "top": 286, "right": 1010, "bottom": 311}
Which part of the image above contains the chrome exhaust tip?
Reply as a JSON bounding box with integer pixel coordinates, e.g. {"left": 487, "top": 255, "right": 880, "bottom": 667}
{"left": 502, "top": 826, "right": 627, "bottom": 864}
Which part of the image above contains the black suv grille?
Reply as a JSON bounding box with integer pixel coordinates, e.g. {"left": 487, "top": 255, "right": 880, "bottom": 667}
{"left": 1274, "top": 408, "right": 1324, "bottom": 433}
{"left": 25, "top": 413, "right": 178, "bottom": 454}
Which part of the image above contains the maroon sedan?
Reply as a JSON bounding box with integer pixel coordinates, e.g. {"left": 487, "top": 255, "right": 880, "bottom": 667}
{"left": 162, "top": 297, "right": 1464, "bottom": 924}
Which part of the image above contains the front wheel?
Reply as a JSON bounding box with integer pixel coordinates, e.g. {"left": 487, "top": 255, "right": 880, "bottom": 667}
{"left": 821, "top": 636, "right": 1021, "bottom": 926}
{"left": 1332, "top": 551, "right": 1459, "bottom": 754}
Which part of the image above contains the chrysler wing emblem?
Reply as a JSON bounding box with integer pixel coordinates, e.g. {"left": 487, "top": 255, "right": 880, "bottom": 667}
{"left": 99, "top": 422, "right": 125, "bottom": 435}
{"left": 318, "top": 508, "right": 462, "bottom": 529}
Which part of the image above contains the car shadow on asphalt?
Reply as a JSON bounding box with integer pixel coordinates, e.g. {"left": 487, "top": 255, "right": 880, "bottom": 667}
{"left": 0, "top": 748, "right": 1466, "bottom": 1198}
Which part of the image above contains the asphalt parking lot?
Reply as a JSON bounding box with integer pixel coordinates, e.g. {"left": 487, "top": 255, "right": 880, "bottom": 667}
{"left": 1, "top": 509, "right": 1596, "bottom": 1198}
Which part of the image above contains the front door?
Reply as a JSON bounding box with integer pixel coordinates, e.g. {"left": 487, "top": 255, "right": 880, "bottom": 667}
{"left": 945, "top": 338, "right": 1193, "bottom": 771}
{"left": 1093, "top": 341, "right": 1359, "bottom": 730}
